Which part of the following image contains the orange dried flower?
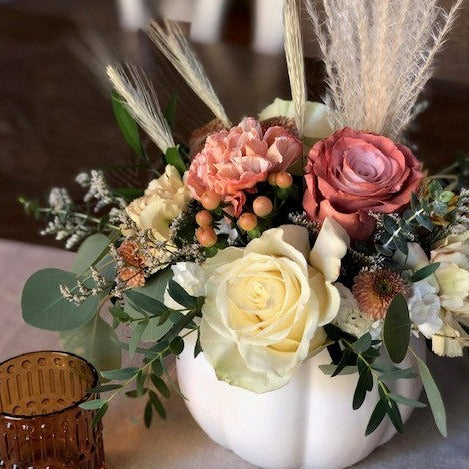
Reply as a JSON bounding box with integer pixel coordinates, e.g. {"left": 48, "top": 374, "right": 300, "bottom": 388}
{"left": 118, "top": 267, "right": 145, "bottom": 288}
{"left": 118, "top": 240, "right": 145, "bottom": 268}
{"left": 352, "top": 269, "right": 408, "bottom": 320}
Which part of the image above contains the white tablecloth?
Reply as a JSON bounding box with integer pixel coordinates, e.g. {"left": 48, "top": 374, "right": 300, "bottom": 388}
{"left": 1, "top": 239, "right": 468, "bottom": 468}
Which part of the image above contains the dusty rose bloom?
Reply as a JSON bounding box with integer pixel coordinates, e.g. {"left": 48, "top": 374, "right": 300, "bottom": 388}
{"left": 186, "top": 117, "right": 302, "bottom": 216}
{"left": 303, "top": 128, "right": 424, "bottom": 240}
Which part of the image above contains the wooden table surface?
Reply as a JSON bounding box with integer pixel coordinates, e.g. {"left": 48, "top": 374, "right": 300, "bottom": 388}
{"left": 1, "top": 0, "right": 468, "bottom": 246}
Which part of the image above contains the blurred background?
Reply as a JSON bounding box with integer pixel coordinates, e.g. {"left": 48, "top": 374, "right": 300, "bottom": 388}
{"left": 1, "top": 0, "right": 468, "bottom": 245}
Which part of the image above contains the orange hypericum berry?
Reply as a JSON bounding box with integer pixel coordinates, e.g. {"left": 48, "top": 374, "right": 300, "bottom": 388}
{"left": 238, "top": 213, "right": 258, "bottom": 231}
{"left": 195, "top": 210, "right": 213, "bottom": 227}
{"left": 196, "top": 226, "right": 218, "bottom": 247}
{"left": 253, "top": 196, "right": 273, "bottom": 217}
{"left": 276, "top": 172, "right": 293, "bottom": 189}
{"left": 268, "top": 172, "right": 279, "bottom": 186}
{"left": 200, "top": 190, "right": 221, "bottom": 210}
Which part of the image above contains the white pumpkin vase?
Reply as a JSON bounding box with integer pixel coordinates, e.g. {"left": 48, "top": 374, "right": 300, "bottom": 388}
{"left": 177, "top": 334, "right": 425, "bottom": 469}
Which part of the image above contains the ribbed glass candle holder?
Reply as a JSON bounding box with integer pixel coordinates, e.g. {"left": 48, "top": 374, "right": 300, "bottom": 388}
{"left": 0, "top": 351, "right": 106, "bottom": 468}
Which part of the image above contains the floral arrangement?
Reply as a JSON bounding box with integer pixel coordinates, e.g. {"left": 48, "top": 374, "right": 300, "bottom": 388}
{"left": 20, "top": 0, "right": 467, "bottom": 439}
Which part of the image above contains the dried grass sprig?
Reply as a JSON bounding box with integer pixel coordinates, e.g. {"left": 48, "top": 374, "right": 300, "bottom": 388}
{"left": 147, "top": 20, "right": 231, "bottom": 128}
{"left": 106, "top": 65, "right": 175, "bottom": 153}
{"left": 306, "top": 0, "right": 464, "bottom": 139}
{"left": 283, "top": 0, "right": 306, "bottom": 136}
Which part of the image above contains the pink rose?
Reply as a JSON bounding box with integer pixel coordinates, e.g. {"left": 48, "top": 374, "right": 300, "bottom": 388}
{"left": 186, "top": 117, "right": 302, "bottom": 215}
{"left": 303, "top": 128, "right": 424, "bottom": 240}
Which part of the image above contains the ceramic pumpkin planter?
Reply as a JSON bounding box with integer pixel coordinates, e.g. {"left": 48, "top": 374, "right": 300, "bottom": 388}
{"left": 177, "top": 334, "right": 425, "bottom": 469}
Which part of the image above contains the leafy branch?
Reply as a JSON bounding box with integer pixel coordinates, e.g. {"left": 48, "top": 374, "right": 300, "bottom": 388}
{"left": 81, "top": 279, "right": 204, "bottom": 427}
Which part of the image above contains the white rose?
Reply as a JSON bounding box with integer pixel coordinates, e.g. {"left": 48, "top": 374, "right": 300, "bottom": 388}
{"left": 199, "top": 218, "right": 349, "bottom": 393}
{"left": 258, "top": 98, "right": 332, "bottom": 140}
{"left": 432, "top": 233, "right": 469, "bottom": 322}
{"left": 163, "top": 262, "right": 205, "bottom": 310}
{"left": 125, "top": 165, "right": 191, "bottom": 241}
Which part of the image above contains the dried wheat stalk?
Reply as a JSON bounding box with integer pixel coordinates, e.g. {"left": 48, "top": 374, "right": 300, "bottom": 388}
{"left": 284, "top": 0, "right": 307, "bottom": 136}
{"left": 147, "top": 20, "right": 231, "bottom": 128}
{"left": 306, "top": 0, "right": 464, "bottom": 139}
{"left": 107, "top": 65, "right": 175, "bottom": 153}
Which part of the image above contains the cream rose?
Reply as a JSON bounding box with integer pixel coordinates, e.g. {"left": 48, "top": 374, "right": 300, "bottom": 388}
{"left": 431, "top": 232, "right": 469, "bottom": 322}
{"left": 125, "top": 165, "right": 191, "bottom": 241}
{"left": 199, "top": 218, "right": 349, "bottom": 393}
{"left": 259, "top": 98, "right": 332, "bottom": 140}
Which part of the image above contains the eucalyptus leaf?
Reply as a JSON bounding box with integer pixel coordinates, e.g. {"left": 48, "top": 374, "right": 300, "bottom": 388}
{"left": 124, "top": 269, "right": 173, "bottom": 341}
{"left": 168, "top": 280, "right": 198, "bottom": 309}
{"left": 129, "top": 320, "right": 148, "bottom": 356}
{"left": 144, "top": 401, "right": 153, "bottom": 428}
{"left": 331, "top": 348, "right": 354, "bottom": 377}
{"left": 352, "top": 333, "right": 372, "bottom": 354}
{"left": 151, "top": 375, "right": 170, "bottom": 398}
{"left": 22, "top": 269, "right": 100, "bottom": 331}
{"left": 149, "top": 390, "right": 167, "bottom": 419}
{"left": 383, "top": 294, "right": 411, "bottom": 363}
{"left": 88, "top": 384, "right": 122, "bottom": 394}
{"left": 169, "top": 336, "right": 184, "bottom": 355}
{"left": 72, "top": 234, "right": 111, "bottom": 275}
{"left": 60, "top": 315, "right": 121, "bottom": 372}
{"left": 126, "top": 291, "right": 169, "bottom": 315}
{"left": 100, "top": 367, "right": 139, "bottom": 381}
{"left": 385, "top": 398, "right": 404, "bottom": 434}
{"left": 92, "top": 402, "right": 109, "bottom": 427}
{"left": 388, "top": 393, "right": 426, "bottom": 408}
{"left": 410, "top": 263, "right": 440, "bottom": 283}
{"left": 79, "top": 399, "right": 107, "bottom": 410}
{"left": 353, "top": 368, "right": 373, "bottom": 410}
{"left": 415, "top": 353, "right": 447, "bottom": 437}
{"left": 319, "top": 364, "right": 357, "bottom": 376}
{"left": 365, "top": 399, "right": 387, "bottom": 435}
{"left": 380, "top": 367, "right": 417, "bottom": 381}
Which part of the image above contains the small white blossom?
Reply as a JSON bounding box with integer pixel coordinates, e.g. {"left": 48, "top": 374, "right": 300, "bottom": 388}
{"left": 333, "top": 283, "right": 382, "bottom": 339}
{"left": 164, "top": 262, "right": 205, "bottom": 310}
{"left": 407, "top": 279, "right": 443, "bottom": 339}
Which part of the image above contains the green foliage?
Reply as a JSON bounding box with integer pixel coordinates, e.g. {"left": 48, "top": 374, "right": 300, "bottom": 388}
{"left": 164, "top": 92, "right": 178, "bottom": 129}
{"left": 375, "top": 193, "right": 436, "bottom": 257}
{"left": 80, "top": 276, "right": 205, "bottom": 428}
{"left": 322, "top": 326, "right": 425, "bottom": 436}
{"left": 383, "top": 294, "right": 411, "bottom": 363}
{"left": 60, "top": 315, "right": 121, "bottom": 372}
{"left": 413, "top": 351, "right": 447, "bottom": 437}
{"left": 101, "top": 367, "right": 139, "bottom": 381}
{"left": 111, "top": 91, "right": 145, "bottom": 160}
{"left": 22, "top": 269, "right": 100, "bottom": 331}
{"left": 410, "top": 263, "right": 440, "bottom": 282}
{"left": 165, "top": 147, "right": 186, "bottom": 175}
{"left": 80, "top": 399, "right": 107, "bottom": 410}
{"left": 122, "top": 269, "right": 173, "bottom": 342}
{"left": 72, "top": 234, "right": 111, "bottom": 274}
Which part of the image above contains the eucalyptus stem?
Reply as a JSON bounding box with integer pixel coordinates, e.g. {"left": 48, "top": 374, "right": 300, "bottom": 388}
{"left": 104, "top": 328, "right": 198, "bottom": 404}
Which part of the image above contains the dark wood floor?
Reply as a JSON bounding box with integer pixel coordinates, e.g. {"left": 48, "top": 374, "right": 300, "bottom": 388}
{"left": 1, "top": 0, "right": 468, "bottom": 246}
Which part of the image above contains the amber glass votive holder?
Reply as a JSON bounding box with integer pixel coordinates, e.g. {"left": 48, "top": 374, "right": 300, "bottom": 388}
{"left": 0, "top": 351, "right": 106, "bottom": 468}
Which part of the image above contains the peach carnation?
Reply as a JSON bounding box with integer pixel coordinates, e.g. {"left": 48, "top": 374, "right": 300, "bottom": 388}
{"left": 186, "top": 117, "right": 302, "bottom": 216}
